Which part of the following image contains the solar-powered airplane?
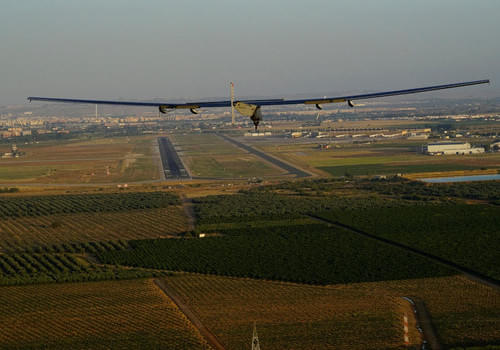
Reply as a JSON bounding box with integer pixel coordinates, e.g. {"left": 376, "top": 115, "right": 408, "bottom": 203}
{"left": 28, "top": 80, "right": 489, "bottom": 130}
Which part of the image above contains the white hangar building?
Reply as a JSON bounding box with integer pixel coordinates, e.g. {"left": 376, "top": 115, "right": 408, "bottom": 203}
{"left": 424, "top": 142, "right": 485, "bottom": 155}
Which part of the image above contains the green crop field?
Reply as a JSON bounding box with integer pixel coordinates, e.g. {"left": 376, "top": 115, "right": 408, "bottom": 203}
{"left": 354, "top": 177, "right": 500, "bottom": 202}
{"left": 189, "top": 180, "right": 500, "bottom": 282}
{"left": 192, "top": 191, "right": 391, "bottom": 225}
{"left": 0, "top": 249, "right": 160, "bottom": 285}
{"left": 317, "top": 204, "right": 500, "bottom": 280}
{"left": 0, "top": 175, "right": 497, "bottom": 348}
{"left": 0, "top": 191, "right": 179, "bottom": 218}
{"left": 0, "top": 279, "right": 210, "bottom": 349}
{"left": 97, "top": 223, "right": 454, "bottom": 284}
{"left": 0, "top": 191, "right": 186, "bottom": 251}
{"left": 0, "top": 207, "right": 188, "bottom": 252}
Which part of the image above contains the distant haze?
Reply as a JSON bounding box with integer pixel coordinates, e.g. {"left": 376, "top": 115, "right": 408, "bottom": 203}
{"left": 1, "top": 0, "right": 499, "bottom": 105}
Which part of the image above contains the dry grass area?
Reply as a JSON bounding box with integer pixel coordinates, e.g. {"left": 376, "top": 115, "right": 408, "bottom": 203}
{"left": 265, "top": 118, "right": 433, "bottom": 132}
{"left": 162, "top": 273, "right": 500, "bottom": 350}
{"left": 0, "top": 206, "right": 188, "bottom": 251}
{"left": 0, "top": 279, "right": 210, "bottom": 349}
{"left": 170, "top": 133, "right": 284, "bottom": 178}
{"left": 405, "top": 168, "right": 500, "bottom": 180}
{"left": 179, "top": 182, "right": 252, "bottom": 198}
{"left": 258, "top": 141, "right": 500, "bottom": 177}
{"left": 0, "top": 136, "right": 159, "bottom": 184}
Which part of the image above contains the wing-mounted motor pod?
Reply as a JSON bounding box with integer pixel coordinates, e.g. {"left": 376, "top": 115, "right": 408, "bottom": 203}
{"left": 315, "top": 104, "right": 323, "bottom": 110}
{"left": 190, "top": 108, "right": 200, "bottom": 114}
{"left": 234, "top": 102, "right": 262, "bottom": 130}
{"left": 159, "top": 105, "right": 171, "bottom": 114}
{"left": 347, "top": 100, "right": 355, "bottom": 108}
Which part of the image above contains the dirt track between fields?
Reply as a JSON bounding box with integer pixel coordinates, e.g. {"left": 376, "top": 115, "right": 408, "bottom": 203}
{"left": 181, "top": 195, "right": 195, "bottom": 232}
{"left": 154, "top": 279, "right": 226, "bottom": 350}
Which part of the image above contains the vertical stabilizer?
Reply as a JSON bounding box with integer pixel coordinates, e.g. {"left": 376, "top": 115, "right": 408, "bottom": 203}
{"left": 230, "top": 82, "right": 235, "bottom": 125}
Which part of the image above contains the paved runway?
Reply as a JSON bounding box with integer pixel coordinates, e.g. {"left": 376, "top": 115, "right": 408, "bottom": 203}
{"left": 157, "top": 137, "right": 190, "bottom": 180}
{"left": 217, "top": 134, "right": 311, "bottom": 178}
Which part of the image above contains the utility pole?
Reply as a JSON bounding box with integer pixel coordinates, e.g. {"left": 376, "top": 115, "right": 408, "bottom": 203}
{"left": 251, "top": 322, "right": 261, "bottom": 350}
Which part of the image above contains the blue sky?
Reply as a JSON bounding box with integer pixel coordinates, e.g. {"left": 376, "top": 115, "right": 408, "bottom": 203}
{"left": 1, "top": 0, "right": 498, "bottom": 104}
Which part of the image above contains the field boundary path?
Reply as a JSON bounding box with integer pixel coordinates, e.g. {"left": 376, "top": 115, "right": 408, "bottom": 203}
{"left": 181, "top": 195, "right": 195, "bottom": 232}
{"left": 403, "top": 296, "right": 442, "bottom": 350}
{"left": 309, "top": 215, "right": 500, "bottom": 292}
{"left": 217, "top": 134, "right": 312, "bottom": 178}
{"left": 154, "top": 278, "right": 227, "bottom": 350}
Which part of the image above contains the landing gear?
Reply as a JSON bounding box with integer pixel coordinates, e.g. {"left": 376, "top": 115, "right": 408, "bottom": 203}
{"left": 250, "top": 106, "right": 262, "bottom": 131}
{"left": 252, "top": 116, "right": 260, "bottom": 131}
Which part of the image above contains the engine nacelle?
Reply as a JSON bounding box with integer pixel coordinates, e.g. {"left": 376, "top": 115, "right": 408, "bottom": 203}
{"left": 348, "top": 100, "right": 355, "bottom": 108}
{"left": 159, "top": 105, "right": 170, "bottom": 114}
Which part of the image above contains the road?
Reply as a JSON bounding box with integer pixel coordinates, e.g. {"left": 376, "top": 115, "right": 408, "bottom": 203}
{"left": 154, "top": 279, "right": 226, "bottom": 350}
{"left": 217, "top": 134, "right": 312, "bottom": 178}
{"left": 403, "top": 296, "right": 442, "bottom": 350}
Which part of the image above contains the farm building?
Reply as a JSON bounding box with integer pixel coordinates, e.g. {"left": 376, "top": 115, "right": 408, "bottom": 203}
{"left": 424, "top": 142, "right": 484, "bottom": 155}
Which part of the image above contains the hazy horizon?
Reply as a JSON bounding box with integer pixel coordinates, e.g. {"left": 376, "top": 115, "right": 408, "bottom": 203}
{"left": 1, "top": 0, "right": 499, "bottom": 105}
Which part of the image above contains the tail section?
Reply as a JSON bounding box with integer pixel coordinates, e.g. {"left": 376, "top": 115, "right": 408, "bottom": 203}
{"left": 230, "top": 82, "right": 235, "bottom": 125}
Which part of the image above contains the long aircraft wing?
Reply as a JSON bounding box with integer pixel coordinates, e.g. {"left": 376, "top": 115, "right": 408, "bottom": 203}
{"left": 28, "top": 80, "right": 489, "bottom": 109}
{"left": 27, "top": 79, "right": 489, "bottom": 129}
